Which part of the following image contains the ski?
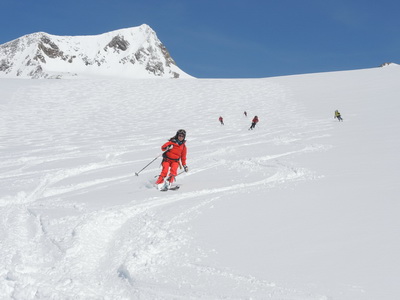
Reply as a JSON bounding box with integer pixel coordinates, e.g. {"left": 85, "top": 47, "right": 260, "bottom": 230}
{"left": 168, "top": 185, "right": 180, "bottom": 191}
{"left": 159, "top": 184, "right": 180, "bottom": 192}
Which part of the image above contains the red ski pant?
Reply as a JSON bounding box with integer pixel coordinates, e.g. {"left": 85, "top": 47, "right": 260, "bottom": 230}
{"left": 160, "top": 159, "right": 179, "bottom": 183}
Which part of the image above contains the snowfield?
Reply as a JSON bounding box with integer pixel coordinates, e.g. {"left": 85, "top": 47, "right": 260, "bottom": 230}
{"left": 1, "top": 65, "right": 399, "bottom": 299}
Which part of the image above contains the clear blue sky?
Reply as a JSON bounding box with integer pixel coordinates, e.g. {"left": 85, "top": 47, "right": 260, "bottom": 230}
{"left": 1, "top": 0, "right": 399, "bottom": 78}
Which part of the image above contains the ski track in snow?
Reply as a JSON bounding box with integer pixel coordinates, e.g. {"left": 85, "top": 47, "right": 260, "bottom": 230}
{"left": 0, "top": 79, "right": 333, "bottom": 299}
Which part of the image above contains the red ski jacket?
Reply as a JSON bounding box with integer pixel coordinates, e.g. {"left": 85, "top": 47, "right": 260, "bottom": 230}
{"left": 252, "top": 117, "right": 259, "bottom": 123}
{"left": 161, "top": 139, "right": 187, "bottom": 165}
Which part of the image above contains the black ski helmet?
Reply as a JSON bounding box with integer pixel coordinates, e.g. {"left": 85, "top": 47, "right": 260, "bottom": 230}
{"left": 176, "top": 129, "right": 186, "bottom": 138}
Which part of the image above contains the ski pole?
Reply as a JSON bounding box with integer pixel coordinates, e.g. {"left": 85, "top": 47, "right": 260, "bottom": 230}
{"left": 166, "top": 170, "right": 186, "bottom": 181}
{"left": 135, "top": 148, "right": 170, "bottom": 176}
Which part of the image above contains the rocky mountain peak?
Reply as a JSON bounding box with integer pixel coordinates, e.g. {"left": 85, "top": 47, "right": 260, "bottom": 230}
{"left": 0, "top": 24, "right": 192, "bottom": 79}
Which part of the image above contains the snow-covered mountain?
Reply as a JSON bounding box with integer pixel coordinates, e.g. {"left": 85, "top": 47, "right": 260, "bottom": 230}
{"left": 0, "top": 24, "right": 192, "bottom": 79}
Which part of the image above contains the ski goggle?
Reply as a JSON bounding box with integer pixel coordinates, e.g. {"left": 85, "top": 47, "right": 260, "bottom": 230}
{"left": 177, "top": 129, "right": 186, "bottom": 137}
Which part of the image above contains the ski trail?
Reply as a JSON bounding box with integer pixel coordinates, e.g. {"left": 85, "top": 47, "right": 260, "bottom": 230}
{"left": 34, "top": 166, "right": 316, "bottom": 298}
{"left": 0, "top": 163, "right": 313, "bottom": 299}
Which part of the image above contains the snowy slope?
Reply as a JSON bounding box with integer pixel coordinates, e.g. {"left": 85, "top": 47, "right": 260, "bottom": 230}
{"left": 0, "top": 65, "right": 399, "bottom": 299}
{"left": 0, "top": 24, "right": 192, "bottom": 79}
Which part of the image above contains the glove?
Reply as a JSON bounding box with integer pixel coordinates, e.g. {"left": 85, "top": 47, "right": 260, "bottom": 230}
{"left": 183, "top": 165, "right": 189, "bottom": 172}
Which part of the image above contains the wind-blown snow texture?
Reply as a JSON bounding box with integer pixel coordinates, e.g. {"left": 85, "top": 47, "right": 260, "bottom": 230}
{"left": 1, "top": 65, "right": 399, "bottom": 299}
{"left": 0, "top": 24, "right": 191, "bottom": 79}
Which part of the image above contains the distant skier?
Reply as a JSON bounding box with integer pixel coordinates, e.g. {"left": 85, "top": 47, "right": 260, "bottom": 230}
{"left": 244, "top": 111, "right": 247, "bottom": 117}
{"left": 155, "top": 129, "right": 188, "bottom": 188}
{"left": 249, "top": 115, "right": 259, "bottom": 130}
{"left": 219, "top": 116, "right": 224, "bottom": 125}
{"left": 334, "top": 110, "right": 343, "bottom": 122}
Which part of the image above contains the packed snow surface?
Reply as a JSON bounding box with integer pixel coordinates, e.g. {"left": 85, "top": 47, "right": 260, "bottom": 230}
{"left": 1, "top": 66, "right": 399, "bottom": 299}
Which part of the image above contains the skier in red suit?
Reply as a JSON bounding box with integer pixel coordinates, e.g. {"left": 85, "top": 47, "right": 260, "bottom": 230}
{"left": 249, "top": 116, "right": 259, "bottom": 130}
{"left": 155, "top": 129, "right": 188, "bottom": 186}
